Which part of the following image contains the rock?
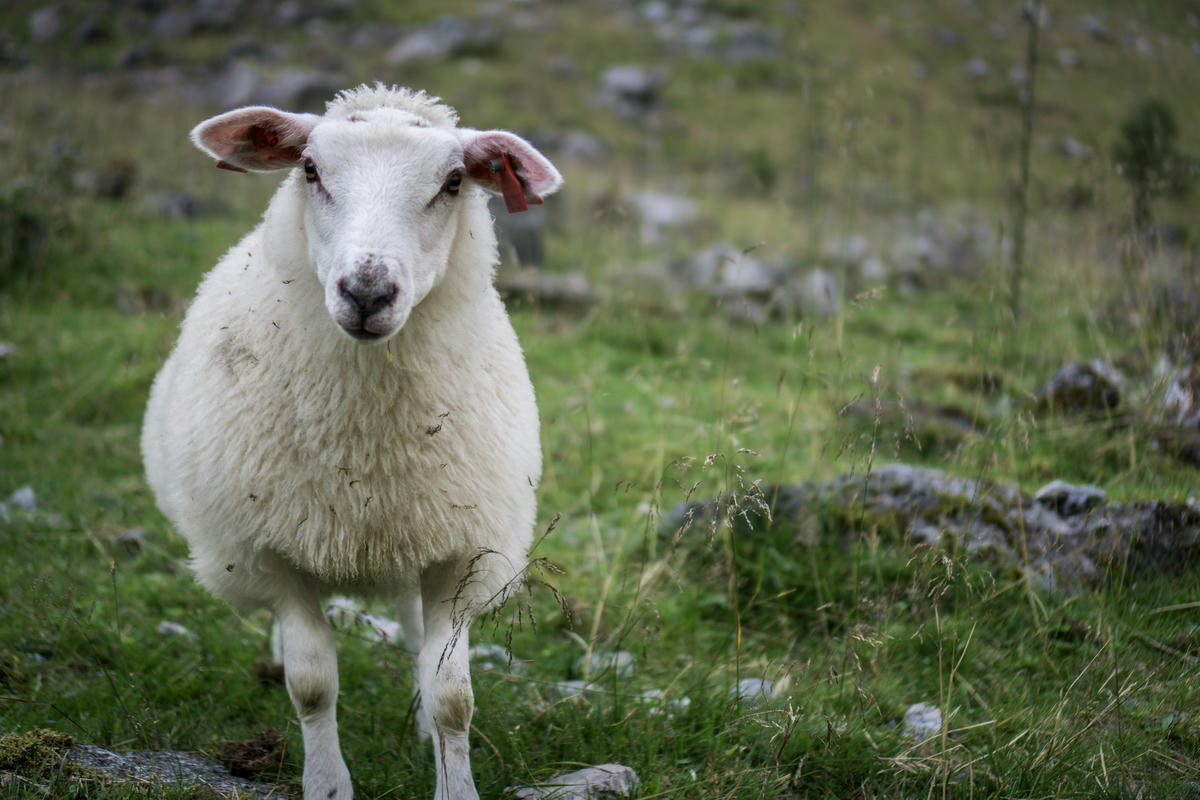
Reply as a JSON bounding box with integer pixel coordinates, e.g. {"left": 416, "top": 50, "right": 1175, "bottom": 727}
{"left": 664, "top": 463, "right": 1200, "bottom": 595}
{"left": 683, "top": 243, "right": 779, "bottom": 297}
{"left": 258, "top": 68, "right": 345, "bottom": 112}
{"left": 0, "top": 342, "right": 15, "bottom": 359}
{"left": 385, "top": 16, "right": 501, "bottom": 65}
{"left": 549, "top": 680, "right": 605, "bottom": 700}
{"left": 469, "top": 643, "right": 522, "bottom": 671}
{"left": 823, "top": 234, "right": 870, "bottom": 266}
{"left": 1056, "top": 48, "right": 1080, "bottom": 69}
{"left": 1035, "top": 360, "right": 1123, "bottom": 412}
{"left": 1080, "top": 14, "right": 1116, "bottom": 44}
{"left": 28, "top": 7, "right": 63, "bottom": 43}
{"left": 716, "top": 23, "right": 778, "bottom": 64}
{"left": 1059, "top": 137, "right": 1092, "bottom": 160}
{"left": 324, "top": 596, "right": 401, "bottom": 643}
{"left": 794, "top": 268, "right": 840, "bottom": 317}
{"left": 1034, "top": 480, "right": 1107, "bottom": 517}
{"left": 153, "top": 7, "right": 198, "bottom": 39}
{"left": 496, "top": 269, "right": 595, "bottom": 310}
{"left": 599, "top": 65, "right": 669, "bottom": 120}
{"left": 157, "top": 621, "right": 194, "bottom": 639}
{"left": 633, "top": 191, "right": 700, "bottom": 245}
{"left": 577, "top": 650, "right": 635, "bottom": 678}
{"left": 964, "top": 57, "right": 989, "bottom": 79}
{"left": 145, "top": 190, "right": 204, "bottom": 220}
{"left": 72, "top": 161, "right": 135, "bottom": 200}
{"left": 67, "top": 744, "right": 276, "bottom": 799}
{"left": 902, "top": 702, "right": 942, "bottom": 741}
{"left": 509, "top": 763, "right": 640, "bottom": 800}
{"left": 729, "top": 678, "right": 774, "bottom": 705}
{"left": 112, "top": 528, "right": 148, "bottom": 556}
{"left": 490, "top": 195, "right": 548, "bottom": 267}
{"left": 637, "top": 688, "right": 691, "bottom": 716}
{"left": 8, "top": 486, "right": 35, "bottom": 512}
{"left": 554, "top": 130, "right": 608, "bottom": 163}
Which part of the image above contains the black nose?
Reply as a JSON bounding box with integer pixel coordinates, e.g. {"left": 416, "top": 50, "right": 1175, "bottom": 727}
{"left": 338, "top": 276, "right": 399, "bottom": 318}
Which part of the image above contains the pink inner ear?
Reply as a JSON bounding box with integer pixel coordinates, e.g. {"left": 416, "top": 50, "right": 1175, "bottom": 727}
{"left": 194, "top": 108, "right": 316, "bottom": 172}
{"left": 461, "top": 131, "right": 562, "bottom": 204}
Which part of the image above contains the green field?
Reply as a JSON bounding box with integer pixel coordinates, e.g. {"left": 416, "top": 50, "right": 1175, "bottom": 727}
{"left": 2, "top": 1, "right": 1198, "bottom": 797}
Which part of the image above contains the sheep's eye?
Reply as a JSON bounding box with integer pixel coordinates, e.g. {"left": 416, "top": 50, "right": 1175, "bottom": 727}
{"left": 444, "top": 169, "right": 464, "bottom": 196}
{"left": 303, "top": 158, "right": 319, "bottom": 183}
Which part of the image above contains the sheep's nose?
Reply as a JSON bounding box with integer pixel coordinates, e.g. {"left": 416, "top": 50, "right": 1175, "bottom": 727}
{"left": 338, "top": 275, "right": 399, "bottom": 317}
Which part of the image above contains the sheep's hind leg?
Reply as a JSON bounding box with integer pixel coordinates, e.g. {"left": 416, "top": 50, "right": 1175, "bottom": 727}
{"left": 418, "top": 561, "right": 480, "bottom": 800}
{"left": 276, "top": 592, "right": 353, "bottom": 800}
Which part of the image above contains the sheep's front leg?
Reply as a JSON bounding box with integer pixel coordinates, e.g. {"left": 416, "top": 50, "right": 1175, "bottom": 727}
{"left": 418, "top": 561, "right": 480, "bottom": 800}
{"left": 276, "top": 594, "right": 353, "bottom": 800}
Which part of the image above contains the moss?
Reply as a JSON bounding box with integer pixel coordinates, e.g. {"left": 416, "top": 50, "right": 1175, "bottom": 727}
{"left": 0, "top": 728, "right": 74, "bottom": 776}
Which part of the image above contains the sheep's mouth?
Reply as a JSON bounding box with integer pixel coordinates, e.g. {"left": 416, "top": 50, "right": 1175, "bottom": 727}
{"left": 342, "top": 326, "right": 386, "bottom": 342}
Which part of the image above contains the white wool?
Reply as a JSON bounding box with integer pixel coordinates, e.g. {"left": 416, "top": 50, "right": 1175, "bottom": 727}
{"left": 143, "top": 85, "right": 561, "bottom": 799}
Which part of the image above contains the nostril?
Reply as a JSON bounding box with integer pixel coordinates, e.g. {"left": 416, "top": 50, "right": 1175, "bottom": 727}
{"left": 338, "top": 277, "right": 399, "bottom": 317}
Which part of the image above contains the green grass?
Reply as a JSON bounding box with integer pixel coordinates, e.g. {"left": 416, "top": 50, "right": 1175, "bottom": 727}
{"left": 2, "top": 0, "right": 1199, "bottom": 797}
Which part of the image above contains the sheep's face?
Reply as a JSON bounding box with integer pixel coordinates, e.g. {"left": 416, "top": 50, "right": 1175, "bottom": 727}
{"left": 190, "top": 92, "right": 562, "bottom": 343}
{"left": 300, "top": 111, "right": 466, "bottom": 341}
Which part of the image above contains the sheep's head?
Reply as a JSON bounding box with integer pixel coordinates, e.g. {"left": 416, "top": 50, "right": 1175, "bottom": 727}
{"left": 191, "top": 92, "right": 562, "bottom": 343}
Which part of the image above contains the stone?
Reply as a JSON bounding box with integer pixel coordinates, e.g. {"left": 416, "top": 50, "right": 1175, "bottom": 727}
{"left": 1080, "top": 14, "right": 1116, "bottom": 44}
{"left": 1035, "top": 360, "right": 1123, "bottom": 412}
{"left": 509, "top": 764, "right": 640, "bottom": 800}
{"left": 599, "top": 65, "right": 669, "bottom": 120}
{"left": 157, "top": 621, "right": 194, "bottom": 639}
{"left": 0, "top": 342, "right": 15, "bottom": 359}
{"left": 258, "top": 68, "right": 346, "bottom": 112}
{"left": 964, "top": 57, "right": 989, "bottom": 79}
{"left": 549, "top": 680, "right": 605, "bottom": 700}
{"left": 28, "top": 7, "right": 63, "bottom": 43}
{"left": 684, "top": 243, "right": 779, "bottom": 297}
{"left": 112, "top": 528, "right": 148, "bottom": 556}
{"left": 728, "top": 678, "right": 773, "bottom": 705}
{"left": 633, "top": 191, "right": 700, "bottom": 245}
{"left": 664, "top": 463, "right": 1200, "bottom": 595}
{"left": 66, "top": 744, "right": 276, "bottom": 799}
{"left": 902, "top": 702, "right": 942, "bottom": 741}
{"left": 1056, "top": 48, "right": 1080, "bottom": 69}
{"left": 1034, "top": 480, "right": 1107, "bottom": 517}
{"left": 1059, "top": 137, "right": 1093, "bottom": 160}
{"left": 576, "top": 650, "right": 635, "bottom": 678}
{"left": 496, "top": 270, "right": 595, "bottom": 310}
{"left": 8, "top": 486, "right": 35, "bottom": 512}
{"left": 385, "top": 16, "right": 501, "bottom": 65}
{"left": 794, "top": 268, "right": 841, "bottom": 317}
{"left": 490, "top": 195, "right": 548, "bottom": 267}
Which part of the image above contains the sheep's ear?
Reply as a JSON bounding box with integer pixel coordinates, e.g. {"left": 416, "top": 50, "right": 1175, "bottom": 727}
{"left": 460, "top": 130, "right": 563, "bottom": 213}
{"left": 191, "top": 106, "right": 320, "bottom": 173}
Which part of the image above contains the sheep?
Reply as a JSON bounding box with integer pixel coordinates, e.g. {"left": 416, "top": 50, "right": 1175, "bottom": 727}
{"left": 141, "top": 84, "right": 562, "bottom": 800}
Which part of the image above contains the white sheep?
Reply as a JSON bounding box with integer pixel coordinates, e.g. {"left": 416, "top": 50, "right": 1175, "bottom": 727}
{"left": 141, "top": 84, "right": 562, "bottom": 800}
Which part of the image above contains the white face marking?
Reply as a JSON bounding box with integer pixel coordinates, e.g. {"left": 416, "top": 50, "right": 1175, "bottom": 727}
{"left": 300, "top": 111, "right": 466, "bottom": 342}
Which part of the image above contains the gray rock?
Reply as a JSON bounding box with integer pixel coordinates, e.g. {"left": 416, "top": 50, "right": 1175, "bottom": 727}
{"left": 794, "top": 268, "right": 840, "bottom": 317}
{"left": 1035, "top": 480, "right": 1107, "bottom": 517}
{"left": 9, "top": 485, "right": 36, "bottom": 512}
{"left": 0, "top": 342, "right": 15, "bottom": 359}
{"left": 1056, "top": 48, "right": 1080, "bottom": 69}
{"left": 157, "top": 621, "right": 195, "bottom": 639}
{"left": 385, "top": 16, "right": 500, "bottom": 65}
{"left": 112, "top": 528, "right": 148, "bottom": 556}
{"left": 549, "top": 680, "right": 605, "bottom": 700}
{"left": 28, "top": 7, "right": 63, "bottom": 43}
{"left": 665, "top": 463, "right": 1200, "bottom": 594}
{"left": 729, "top": 678, "right": 774, "bottom": 705}
{"left": 577, "top": 650, "right": 635, "bottom": 678}
{"left": 1081, "top": 14, "right": 1116, "bottom": 44}
{"left": 685, "top": 243, "right": 779, "bottom": 297}
{"left": 496, "top": 269, "right": 595, "bottom": 310}
{"left": 633, "top": 191, "right": 700, "bottom": 245}
{"left": 964, "top": 57, "right": 990, "bottom": 79}
{"left": 509, "top": 763, "right": 640, "bottom": 800}
{"left": 469, "top": 643, "right": 522, "bottom": 671}
{"left": 1036, "top": 360, "right": 1123, "bottom": 412}
{"left": 490, "top": 195, "right": 549, "bottom": 267}
{"left": 1059, "top": 137, "right": 1093, "bottom": 160}
{"left": 258, "top": 68, "right": 345, "bottom": 112}
{"left": 600, "top": 65, "right": 669, "bottom": 120}
{"left": 66, "top": 744, "right": 276, "bottom": 799}
{"left": 555, "top": 130, "right": 608, "bottom": 163}
{"left": 902, "top": 702, "right": 942, "bottom": 741}
{"left": 153, "top": 7, "right": 198, "bottom": 39}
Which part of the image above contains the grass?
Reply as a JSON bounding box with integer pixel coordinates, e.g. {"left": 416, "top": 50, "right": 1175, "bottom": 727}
{"left": 2, "top": 0, "right": 1199, "bottom": 798}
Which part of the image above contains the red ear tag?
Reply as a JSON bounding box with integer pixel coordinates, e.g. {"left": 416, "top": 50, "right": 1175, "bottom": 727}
{"left": 493, "top": 152, "right": 530, "bottom": 214}
{"left": 216, "top": 160, "right": 249, "bottom": 173}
